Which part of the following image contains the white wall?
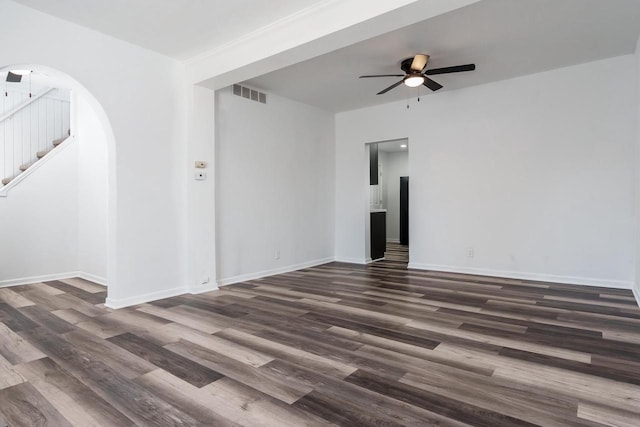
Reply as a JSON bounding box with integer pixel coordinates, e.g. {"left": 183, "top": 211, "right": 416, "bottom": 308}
{"left": 187, "top": 85, "right": 217, "bottom": 293}
{"left": 336, "top": 55, "right": 636, "bottom": 288}
{"left": 77, "top": 93, "right": 107, "bottom": 283}
{"left": 215, "top": 87, "right": 335, "bottom": 284}
{"left": 381, "top": 150, "right": 408, "bottom": 241}
{"left": 0, "top": 141, "right": 79, "bottom": 285}
{"left": 635, "top": 36, "right": 640, "bottom": 302}
{"left": 0, "top": 0, "right": 188, "bottom": 306}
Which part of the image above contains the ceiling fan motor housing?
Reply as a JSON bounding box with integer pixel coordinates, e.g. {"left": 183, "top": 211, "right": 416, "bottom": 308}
{"left": 401, "top": 56, "right": 425, "bottom": 73}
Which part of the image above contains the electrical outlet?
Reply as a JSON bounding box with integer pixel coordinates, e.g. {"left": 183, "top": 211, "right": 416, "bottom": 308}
{"left": 467, "top": 247, "right": 474, "bottom": 258}
{"left": 275, "top": 250, "right": 280, "bottom": 260}
{"left": 195, "top": 161, "right": 207, "bottom": 169}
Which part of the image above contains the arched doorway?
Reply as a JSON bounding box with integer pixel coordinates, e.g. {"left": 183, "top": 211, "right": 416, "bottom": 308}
{"left": 0, "top": 64, "right": 115, "bottom": 298}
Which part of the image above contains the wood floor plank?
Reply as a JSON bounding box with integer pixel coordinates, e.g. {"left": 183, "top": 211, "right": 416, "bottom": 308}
{"left": 0, "top": 303, "right": 39, "bottom": 332}
{"left": 62, "top": 328, "right": 156, "bottom": 379}
{"left": 18, "top": 305, "right": 76, "bottom": 334}
{"left": 134, "top": 369, "right": 240, "bottom": 426}
{"left": 492, "top": 363, "right": 640, "bottom": 414}
{"left": 346, "top": 368, "right": 536, "bottom": 427}
{"left": 0, "top": 353, "right": 24, "bottom": 390}
{"left": 216, "top": 327, "right": 356, "bottom": 378}
{"left": 58, "top": 277, "right": 106, "bottom": 294}
{"left": 0, "top": 288, "right": 35, "bottom": 308}
{"left": 0, "top": 382, "right": 72, "bottom": 426}
{"left": 136, "top": 304, "right": 224, "bottom": 334}
{"left": 202, "top": 376, "right": 334, "bottom": 426}
{"left": 14, "top": 357, "right": 134, "bottom": 427}
{"left": 0, "top": 321, "right": 45, "bottom": 364}
{"left": 577, "top": 402, "right": 640, "bottom": 427}
{"left": 107, "top": 332, "right": 223, "bottom": 387}
{"left": 326, "top": 325, "right": 495, "bottom": 376}
{"left": 166, "top": 339, "right": 313, "bottom": 404}
{"left": 19, "top": 326, "right": 201, "bottom": 426}
{"left": 398, "top": 363, "right": 592, "bottom": 426}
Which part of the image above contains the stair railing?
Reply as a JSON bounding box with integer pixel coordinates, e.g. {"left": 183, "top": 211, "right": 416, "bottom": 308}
{"left": 0, "top": 88, "right": 71, "bottom": 187}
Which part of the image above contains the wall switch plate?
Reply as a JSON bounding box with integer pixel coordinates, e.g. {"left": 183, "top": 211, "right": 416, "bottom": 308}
{"left": 275, "top": 250, "right": 280, "bottom": 260}
{"left": 467, "top": 247, "right": 474, "bottom": 258}
{"left": 195, "top": 172, "right": 206, "bottom": 181}
{"left": 195, "top": 161, "right": 207, "bottom": 169}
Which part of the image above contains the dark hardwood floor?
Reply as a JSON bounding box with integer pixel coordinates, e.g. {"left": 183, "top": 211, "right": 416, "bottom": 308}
{"left": 1, "top": 255, "right": 639, "bottom": 426}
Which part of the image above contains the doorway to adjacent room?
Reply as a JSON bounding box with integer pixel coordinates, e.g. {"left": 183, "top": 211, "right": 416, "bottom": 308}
{"left": 367, "top": 138, "right": 409, "bottom": 265}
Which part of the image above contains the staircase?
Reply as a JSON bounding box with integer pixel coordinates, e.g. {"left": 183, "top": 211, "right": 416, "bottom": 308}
{"left": 2, "top": 132, "right": 70, "bottom": 186}
{"left": 0, "top": 87, "right": 71, "bottom": 191}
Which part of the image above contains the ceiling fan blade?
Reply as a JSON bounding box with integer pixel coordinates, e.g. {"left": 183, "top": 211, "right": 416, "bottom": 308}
{"left": 423, "top": 77, "right": 443, "bottom": 91}
{"left": 359, "top": 74, "right": 404, "bottom": 78}
{"left": 377, "top": 80, "right": 404, "bottom": 95}
{"left": 410, "top": 54, "right": 429, "bottom": 72}
{"left": 425, "top": 64, "right": 475, "bottom": 75}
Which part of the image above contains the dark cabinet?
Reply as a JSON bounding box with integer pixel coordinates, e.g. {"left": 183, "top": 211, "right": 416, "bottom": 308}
{"left": 369, "top": 143, "right": 378, "bottom": 185}
{"left": 371, "top": 211, "right": 386, "bottom": 260}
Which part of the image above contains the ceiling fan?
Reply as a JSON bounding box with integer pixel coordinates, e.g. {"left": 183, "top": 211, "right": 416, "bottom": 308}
{"left": 360, "top": 54, "right": 475, "bottom": 95}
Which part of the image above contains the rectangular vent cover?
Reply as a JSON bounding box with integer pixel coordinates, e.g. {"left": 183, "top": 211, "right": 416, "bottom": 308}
{"left": 233, "top": 84, "right": 267, "bottom": 104}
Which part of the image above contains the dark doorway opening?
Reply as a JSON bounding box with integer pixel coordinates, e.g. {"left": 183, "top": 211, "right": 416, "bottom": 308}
{"left": 400, "top": 176, "right": 409, "bottom": 246}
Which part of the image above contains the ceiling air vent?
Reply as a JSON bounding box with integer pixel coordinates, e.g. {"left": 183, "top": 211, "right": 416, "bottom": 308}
{"left": 232, "top": 84, "right": 267, "bottom": 104}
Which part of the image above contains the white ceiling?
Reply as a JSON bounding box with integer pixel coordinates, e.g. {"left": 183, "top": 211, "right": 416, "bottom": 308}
{"left": 244, "top": 0, "right": 640, "bottom": 112}
{"left": 13, "top": 0, "right": 640, "bottom": 113}
{"left": 11, "top": 0, "right": 327, "bottom": 60}
{"left": 377, "top": 139, "right": 408, "bottom": 153}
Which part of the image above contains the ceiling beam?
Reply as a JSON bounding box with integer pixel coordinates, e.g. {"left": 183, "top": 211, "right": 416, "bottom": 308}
{"left": 186, "top": 0, "right": 480, "bottom": 89}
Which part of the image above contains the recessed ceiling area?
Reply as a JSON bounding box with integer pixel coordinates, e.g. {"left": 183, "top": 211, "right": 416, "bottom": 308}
{"left": 11, "top": 0, "right": 327, "bottom": 60}
{"left": 243, "top": 0, "right": 640, "bottom": 112}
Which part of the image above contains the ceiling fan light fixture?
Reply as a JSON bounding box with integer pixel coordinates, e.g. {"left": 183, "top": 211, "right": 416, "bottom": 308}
{"left": 404, "top": 74, "right": 424, "bottom": 87}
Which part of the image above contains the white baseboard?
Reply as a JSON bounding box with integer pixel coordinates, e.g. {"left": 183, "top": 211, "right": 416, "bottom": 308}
{"left": 387, "top": 238, "right": 400, "bottom": 243}
{"left": 407, "top": 262, "right": 633, "bottom": 290}
{"left": 633, "top": 286, "right": 640, "bottom": 308}
{"left": 0, "top": 271, "right": 79, "bottom": 288}
{"left": 189, "top": 282, "right": 219, "bottom": 294}
{"left": 218, "top": 257, "right": 334, "bottom": 287}
{"left": 334, "top": 257, "right": 368, "bottom": 265}
{"left": 77, "top": 271, "right": 107, "bottom": 286}
{"left": 105, "top": 286, "right": 188, "bottom": 309}
{"left": 0, "top": 271, "right": 108, "bottom": 289}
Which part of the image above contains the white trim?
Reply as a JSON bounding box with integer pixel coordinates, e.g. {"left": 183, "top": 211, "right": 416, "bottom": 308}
{"left": 185, "top": 0, "right": 338, "bottom": 65}
{"left": 0, "top": 135, "right": 73, "bottom": 197}
{"left": 633, "top": 286, "right": 640, "bottom": 308}
{"left": 0, "top": 271, "right": 78, "bottom": 288}
{"left": 105, "top": 286, "right": 188, "bottom": 309}
{"left": 218, "top": 257, "right": 334, "bottom": 287}
{"left": 386, "top": 238, "right": 400, "bottom": 243}
{"left": 334, "top": 257, "right": 368, "bottom": 265}
{"left": 189, "top": 283, "right": 219, "bottom": 294}
{"left": 0, "top": 270, "right": 106, "bottom": 288}
{"left": 77, "top": 271, "right": 107, "bottom": 286}
{"left": 407, "top": 263, "right": 633, "bottom": 289}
